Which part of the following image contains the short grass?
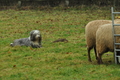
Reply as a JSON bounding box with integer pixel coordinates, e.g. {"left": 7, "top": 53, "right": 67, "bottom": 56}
{"left": 0, "top": 6, "right": 120, "bottom": 80}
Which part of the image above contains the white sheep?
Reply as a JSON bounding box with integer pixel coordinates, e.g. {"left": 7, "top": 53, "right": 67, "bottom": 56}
{"left": 85, "top": 20, "right": 112, "bottom": 62}
{"left": 96, "top": 23, "right": 120, "bottom": 64}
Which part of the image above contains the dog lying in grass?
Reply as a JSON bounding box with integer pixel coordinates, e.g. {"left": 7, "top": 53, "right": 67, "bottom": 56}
{"left": 10, "top": 30, "right": 42, "bottom": 48}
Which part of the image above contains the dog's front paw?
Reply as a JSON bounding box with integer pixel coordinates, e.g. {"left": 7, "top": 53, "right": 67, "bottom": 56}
{"left": 31, "top": 44, "right": 41, "bottom": 48}
{"left": 34, "top": 45, "right": 41, "bottom": 48}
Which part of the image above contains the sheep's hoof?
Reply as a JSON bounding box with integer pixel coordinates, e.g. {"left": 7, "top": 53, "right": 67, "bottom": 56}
{"left": 96, "top": 57, "right": 98, "bottom": 60}
{"left": 97, "top": 60, "right": 103, "bottom": 64}
{"left": 88, "top": 59, "right": 92, "bottom": 62}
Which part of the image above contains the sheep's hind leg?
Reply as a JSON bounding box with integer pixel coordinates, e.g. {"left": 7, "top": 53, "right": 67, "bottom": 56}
{"left": 94, "top": 46, "right": 98, "bottom": 60}
{"left": 87, "top": 47, "right": 93, "bottom": 62}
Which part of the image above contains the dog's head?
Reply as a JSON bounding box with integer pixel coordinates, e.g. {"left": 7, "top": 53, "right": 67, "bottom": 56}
{"left": 29, "top": 30, "right": 42, "bottom": 47}
{"left": 30, "top": 30, "right": 41, "bottom": 41}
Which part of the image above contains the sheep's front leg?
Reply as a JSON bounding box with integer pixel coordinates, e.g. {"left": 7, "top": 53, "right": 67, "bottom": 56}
{"left": 97, "top": 53, "right": 103, "bottom": 64}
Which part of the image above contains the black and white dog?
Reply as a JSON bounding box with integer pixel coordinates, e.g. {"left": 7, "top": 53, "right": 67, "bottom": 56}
{"left": 10, "top": 30, "right": 42, "bottom": 48}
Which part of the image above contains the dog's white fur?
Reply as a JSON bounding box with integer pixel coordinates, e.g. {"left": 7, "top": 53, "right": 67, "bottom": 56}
{"left": 10, "top": 30, "right": 42, "bottom": 48}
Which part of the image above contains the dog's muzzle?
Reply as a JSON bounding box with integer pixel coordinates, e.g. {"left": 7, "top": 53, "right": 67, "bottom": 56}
{"left": 36, "top": 35, "right": 40, "bottom": 38}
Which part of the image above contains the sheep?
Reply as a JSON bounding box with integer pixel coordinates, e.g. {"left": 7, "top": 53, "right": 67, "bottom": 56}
{"left": 96, "top": 23, "right": 120, "bottom": 64}
{"left": 85, "top": 20, "right": 112, "bottom": 62}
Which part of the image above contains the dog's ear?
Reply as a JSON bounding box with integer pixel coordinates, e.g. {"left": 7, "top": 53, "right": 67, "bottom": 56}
{"left": 30, "top": 30, "right": 35, "bottom": 36}
{"left": 39, "top": 34, "right": 42, "bottom": 45}
{"left": 30, "top": 34, "right": 36, "bottom": 41}
{"left": 30, "top": 30, "right": 36, "bottom": 41}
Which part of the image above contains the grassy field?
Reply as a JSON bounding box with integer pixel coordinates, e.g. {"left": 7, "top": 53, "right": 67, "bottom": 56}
{"left": 0, "top": 6, "right": 120, "bottom": 80}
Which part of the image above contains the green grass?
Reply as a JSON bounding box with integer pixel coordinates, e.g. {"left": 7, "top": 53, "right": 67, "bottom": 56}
{"left": 0, "top": 6, "right": 120, "bottom": 80}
